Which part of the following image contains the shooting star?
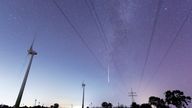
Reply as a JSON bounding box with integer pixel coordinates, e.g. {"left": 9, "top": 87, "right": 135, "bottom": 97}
{"left": 107, "top": 64, "right": 110, "bottom": 83}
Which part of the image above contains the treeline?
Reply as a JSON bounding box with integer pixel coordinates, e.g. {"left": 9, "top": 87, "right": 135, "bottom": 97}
{"left": 0, "top": 103, "right": 59, "bottom": 108}
{"left": 1, "top": 90, "right": 191, "bottom": 108}
{"left": 130, "top": 90, "right": 191, "bottom": 108}
{"left": 98, "top": 90, "right": 191, "bottom": 108}
{"left": 0, "top": 105, "right": 48, "bottom": 108}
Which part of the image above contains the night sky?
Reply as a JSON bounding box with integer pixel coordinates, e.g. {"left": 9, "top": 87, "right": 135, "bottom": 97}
{"left": 0, "top": 0, "right": 192, "bottom": 107}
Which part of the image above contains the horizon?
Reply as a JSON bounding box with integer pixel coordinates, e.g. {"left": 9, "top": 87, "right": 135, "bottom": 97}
{"left": 0, "top": 0, "right": 192, "bottom": 108}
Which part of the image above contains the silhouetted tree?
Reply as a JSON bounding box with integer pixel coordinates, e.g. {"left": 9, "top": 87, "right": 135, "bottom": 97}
{"left": 53, "top": 103, "right": 59, "bottom": 108}
{"left": 0, "top": 105, "right": 10, "bottom": 108}
{"left": 108, "top": 103, "right": 112, "bottom": 108}
{"left": 149, "top": 96, "right": 167, "bottom": 108}
{"left": 140, "top": 103, "right": 151, "bottom": 108}
{"left": 102, "top": 102, "right": 108, "bottom": 108}
{"left": 149, "top": 96, "right": 160, "bottom": 107}
{"left": 165, "top": 90, "right": 191, "bottom": 108}
{"left": 130, "top": 102, "right": 140, "bottom": 108}
{"left": 101, "top": 102, "right": 112, "bottom": 108}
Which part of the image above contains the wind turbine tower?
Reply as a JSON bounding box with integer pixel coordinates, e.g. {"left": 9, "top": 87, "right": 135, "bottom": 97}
{"left": 14, "top": 42, "right": 37, "bottom": 108}
{"left": 82, "top": 82, "right": 86, "bottom": 108}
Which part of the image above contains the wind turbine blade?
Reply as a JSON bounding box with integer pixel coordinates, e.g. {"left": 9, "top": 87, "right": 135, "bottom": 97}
{"left": 28, "top": 35, "right": 37, "bottom": 55}
{"left": 30, "top": 36, "right": 36, "bottom": 49}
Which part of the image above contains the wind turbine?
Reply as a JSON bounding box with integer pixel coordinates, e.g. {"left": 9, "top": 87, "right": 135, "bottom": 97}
{"left": 82, "top": 82, "right": 86, "bottom": 108}
{"left": 14, "top": 40, "right": 37, "bottom": 108}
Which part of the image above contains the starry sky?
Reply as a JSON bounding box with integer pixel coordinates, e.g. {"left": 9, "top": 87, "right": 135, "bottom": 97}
{"left": 0, "top": 0, "right": 192, "bottom": 107}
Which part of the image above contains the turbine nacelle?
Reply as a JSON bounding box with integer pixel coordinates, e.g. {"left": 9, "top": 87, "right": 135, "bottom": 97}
{"left": 28, "top": 39, "right": 37, "bottom": 55}
{"left": 82, "top": 83, "right": 86, "bottom": 87}
{"left": 28, "top": 48, "right": 37, "bottom": 55}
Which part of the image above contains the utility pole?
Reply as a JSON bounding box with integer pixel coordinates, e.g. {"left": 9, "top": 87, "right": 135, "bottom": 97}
{"left": 34, "top": 99, "right": 37, "bottom": 106}
{"left": 128, "top": 88, "right": 137, "bottom": 103}
{"left": 14, "top": 42, "right": 37, "bottom": 108}
{"left": 82, "top": 82, "right": 86, "bottom": 108}
{"left": 89, "top": 102, "right": 92, "bottom": 108}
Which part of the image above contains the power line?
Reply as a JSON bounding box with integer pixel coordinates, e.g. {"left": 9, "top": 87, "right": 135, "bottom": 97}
{"left": 84, "top": 0, "right": 108, "bottom": 50}
{"left": 85, "top": 0, "right": 113, "bottom": 83}
{"left": 138, "top": 0, "right": 162, "bottom": 89}
{"left": 52, "top": 0, "right": 106, "bottom": 70}
{"left": 86, "top": 0, "right": 111, "bottom": 50}
{"left": 85, "top": 0, "right": 130, "bottom": 86}
{"left": 145, "top": 6, "right": 192, "bottom": 88}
